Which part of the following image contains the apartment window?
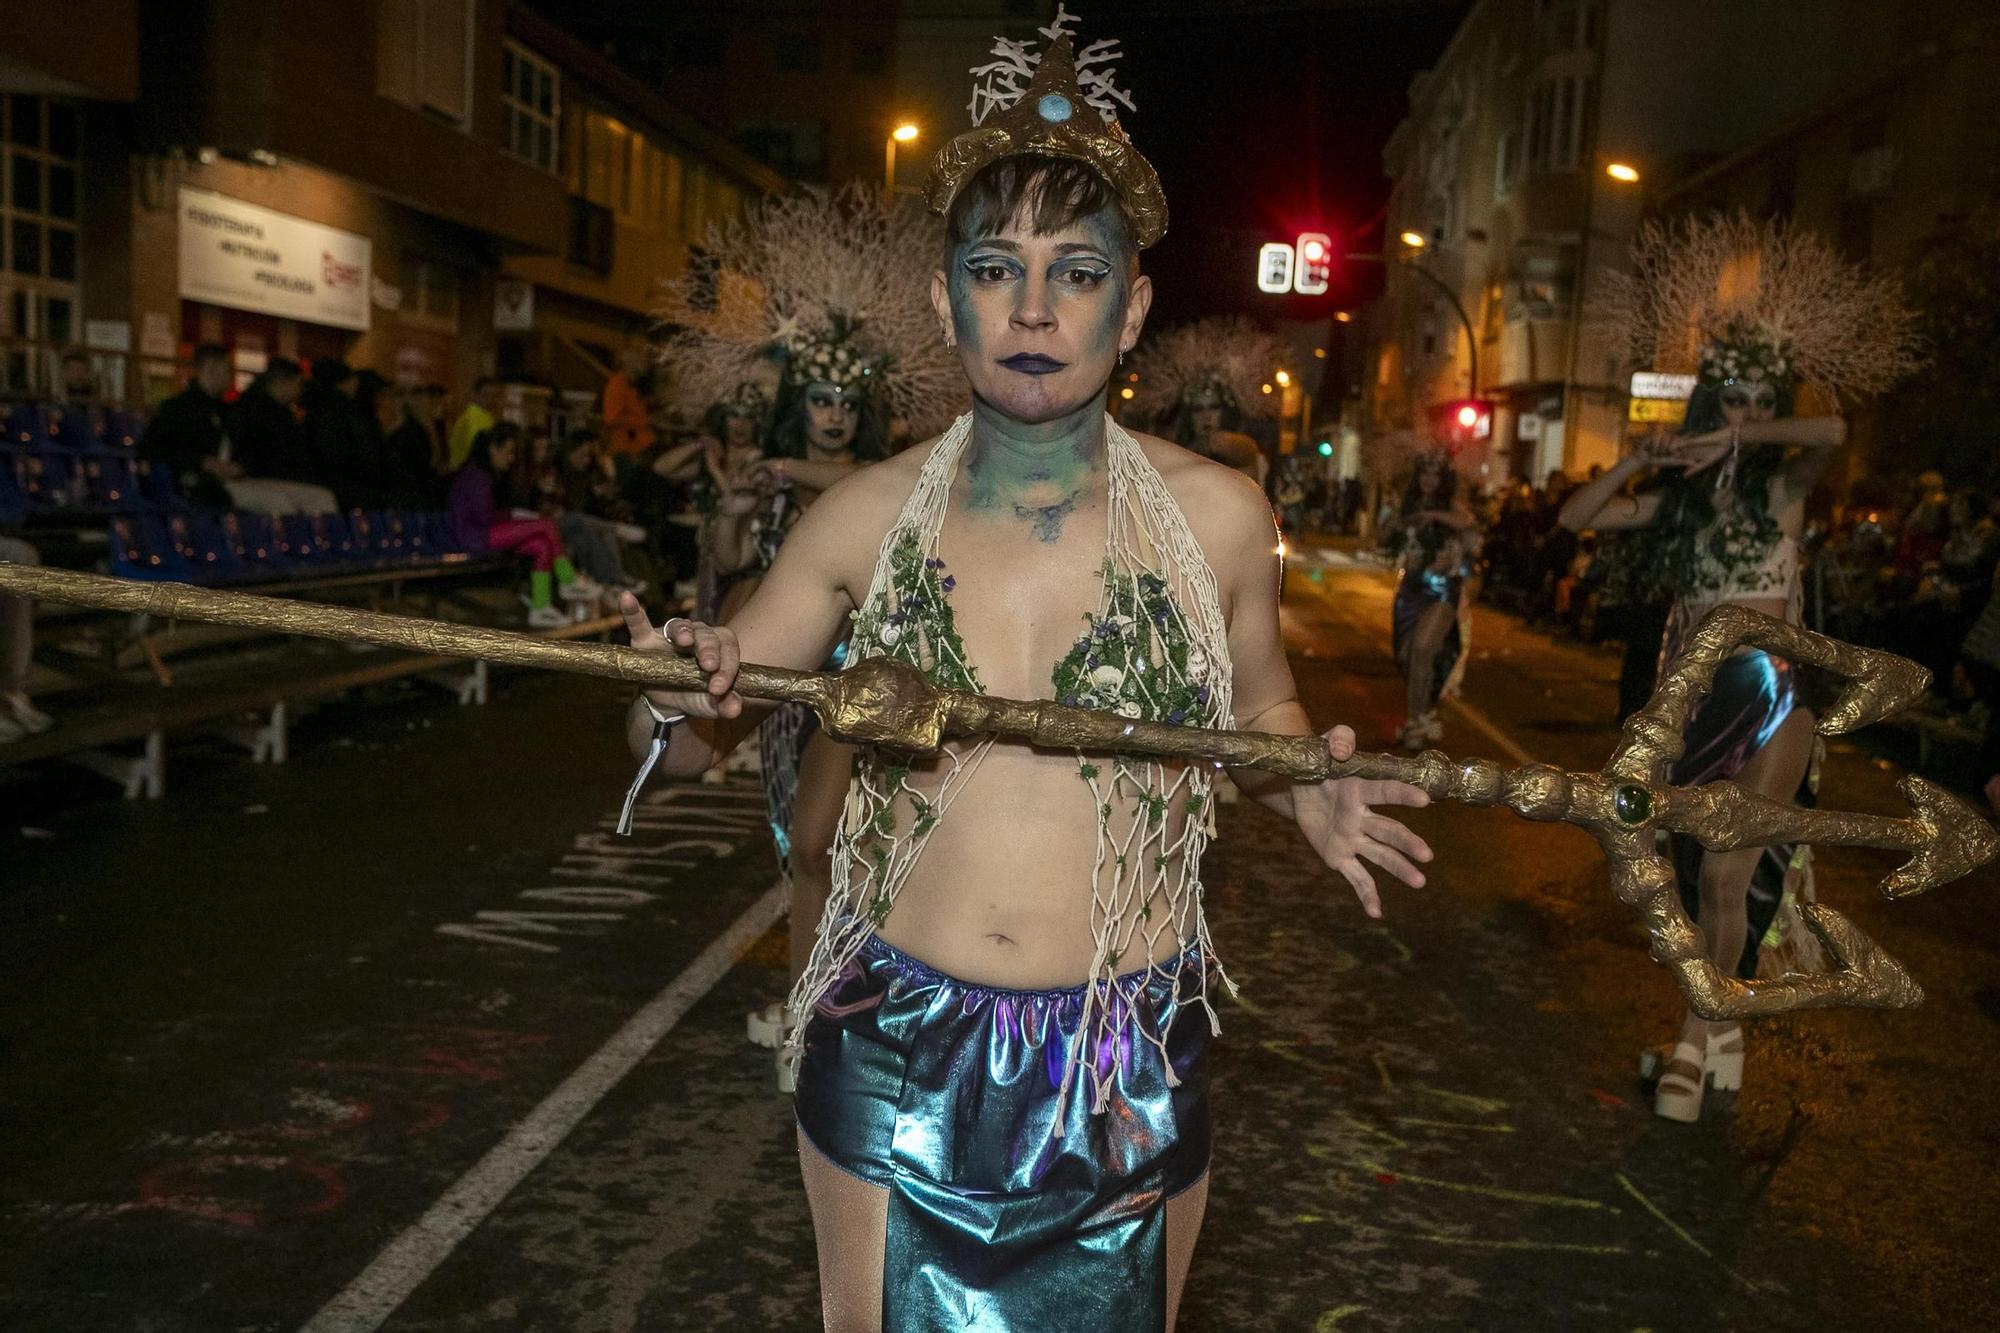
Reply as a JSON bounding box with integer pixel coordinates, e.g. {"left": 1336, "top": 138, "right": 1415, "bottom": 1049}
{"left": 1493, "top": 129, "right": 1517, "bottom": 199}
{"left": 1533, "top": 0, "right": 1601, "bottom": 54}
{"left": 1, "top": 95, "right": 80, "bottom": 396}
{"left": 501, "top": 41, "right": 560, "bottom": 173}
{"left": 734, "top": 119, "right": 827, "bottom": 182}
{"left": 569, "top": 197, "right": 613, "bottom": 274}
{"left": 403, "top": 260, "right": 462, "bottom": 330}
{"left": 377, "top": 0, "right": 473, "bottom": 128}
{"left": 1526, "top": 73, "right": 1590, "bottom": 173}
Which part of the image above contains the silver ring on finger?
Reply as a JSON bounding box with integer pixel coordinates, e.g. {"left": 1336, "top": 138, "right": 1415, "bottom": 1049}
{"left": 659, "top": 617, "right": 690, "bottom": 639}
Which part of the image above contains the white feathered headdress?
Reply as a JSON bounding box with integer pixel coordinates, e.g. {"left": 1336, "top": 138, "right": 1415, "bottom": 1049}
{"left": 656, "top": 184, "right": 964, "bottom": 435}
{"left": 1127, "top": 316, "right": 1288, "bottom": 424}
{"left": 1601, "top": 211, "right": 1921, "bottom": 398}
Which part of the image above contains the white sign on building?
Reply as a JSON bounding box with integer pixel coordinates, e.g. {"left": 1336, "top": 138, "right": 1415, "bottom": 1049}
{"left": 1629, "top": 371, "right": 1697, "bottom": 401}
{"left": 177, "top": 187, "right": 372, "bottom": 332}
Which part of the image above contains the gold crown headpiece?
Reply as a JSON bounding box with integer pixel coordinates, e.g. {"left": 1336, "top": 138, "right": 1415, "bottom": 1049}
{"left": 926, "top": 6, "right": 1167, "bottom": 249}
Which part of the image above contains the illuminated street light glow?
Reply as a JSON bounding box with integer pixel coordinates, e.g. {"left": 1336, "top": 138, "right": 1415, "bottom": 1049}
{"left": 1606, "top": 161, "right": 1640, "bottom": 183}
{"left": 1275, "top": 369, "right": 1291, "bottom": 387}
{"left": 1260, "top": 383, "right": 1274, "bottom": 395}
{"left": 892, "top": 123, "right": 920, "bottom": 142}
{"left": 1455, "top": 403, "right": 1480, "bottom": 428}
{"left": 1399, "top": 230, "right": 1427, "bottom": 249}
{"left": 1119, "top": 387, "right": 1135, "bottom": 400}
{"left": 1333, "top": 311, "right": 1352, "bottom": 323}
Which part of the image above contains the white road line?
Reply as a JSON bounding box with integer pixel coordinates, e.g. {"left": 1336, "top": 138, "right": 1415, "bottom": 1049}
{"left": 1444, "top": 694, "right": 1540, "bottom": 768}
{"left": 300, "top": 880, "right": 789, "bottom": 1333}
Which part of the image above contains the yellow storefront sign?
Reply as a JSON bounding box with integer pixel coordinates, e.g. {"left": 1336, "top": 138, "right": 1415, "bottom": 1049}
{"left": 1628, "top": 397, "right": 1687, "bottom": 424}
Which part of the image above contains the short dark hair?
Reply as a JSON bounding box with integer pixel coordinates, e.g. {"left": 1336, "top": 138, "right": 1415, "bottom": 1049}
{"left": 266, "top": 356, "right": 302, "bottom": 381}
{"left": 193, "top": 342, "right": 229, "bottom": 371}
{"left": 945, "top": 155, "right": 1137, "bottom": 273}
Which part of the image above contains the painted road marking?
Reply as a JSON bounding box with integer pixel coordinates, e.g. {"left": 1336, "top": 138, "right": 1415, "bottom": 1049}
{"left": 300, "top": 878, "right": 789, "bottom": 1333}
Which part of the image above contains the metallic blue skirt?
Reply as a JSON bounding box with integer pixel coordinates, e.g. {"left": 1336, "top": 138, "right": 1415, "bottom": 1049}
{"left": 795, "top": 935, "right": 1213, "bottom": 1332}
{"left": 1662, "top": 638, "right": 1816, "bottom": 977}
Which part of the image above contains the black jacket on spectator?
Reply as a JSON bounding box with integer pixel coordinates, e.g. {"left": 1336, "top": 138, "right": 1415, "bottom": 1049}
{"left": 228, "top": 383, "right": 318, "bottom": 483}
{"left": 385, "top": 410, "right": 439, "bottom": 508}
{"left": 137, "top": 384, "right": 229, "bottom": 509}
{"left": 302, "top": 382, "right": 380, "bottom": 511}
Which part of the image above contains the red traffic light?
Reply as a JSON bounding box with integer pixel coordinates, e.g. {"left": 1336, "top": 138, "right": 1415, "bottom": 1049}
{"left": 1433, "top": 398, "right": 1493, "bottom": 446}
{"left": 1293, "top": 231, "right": 1333, "bottom": 295}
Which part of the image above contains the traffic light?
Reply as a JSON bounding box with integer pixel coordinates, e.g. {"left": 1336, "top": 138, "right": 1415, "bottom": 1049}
{"left": 1256, "top": 243, "right": 1294, "bottom": 294}
{"left": 1433, "top": 398, "right": 1494, "bottom": 450}
{"left": 1315, "top": 440, "right": 1334, "bottom": 458}
{"left": 1293, "top": 232, "right": 1332, "bottom": 295}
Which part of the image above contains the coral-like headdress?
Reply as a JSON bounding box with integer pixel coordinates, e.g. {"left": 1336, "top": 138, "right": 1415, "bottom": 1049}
{"left": 927, "top": 4, "right": 1167, "bottom": 248}
{"left": 1601, "top": 211, "right": 1922, "bottom": 398}
{"left": 656, "top": 184, "right": 963, "bottom": 435}
{"left": 1127, "top": 317, "right": 1288, "bottom": 424}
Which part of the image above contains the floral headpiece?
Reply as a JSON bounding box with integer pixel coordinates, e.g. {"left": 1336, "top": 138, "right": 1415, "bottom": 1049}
{"left": 928, "top": 5, "right": 1166, "bottom": 248}
{"left": 1699, "top": 321, "right": 1791, "bottom": 390}
{"left": 658, "top": 184, "right": 964, "bottom": 437}
{"left": 779, "top": 320, "right": 882, "bottom": 395}
{"left": 1602, "top": 212, "right": 1921, "bottom": 400}
{"left": 1127, "top": 316, "right": 1288, "bottom": 423}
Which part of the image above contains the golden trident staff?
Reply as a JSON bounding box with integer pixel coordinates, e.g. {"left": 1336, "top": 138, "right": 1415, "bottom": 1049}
{"left": 3, "top": 565, "right": 1992, "bottom": 1019}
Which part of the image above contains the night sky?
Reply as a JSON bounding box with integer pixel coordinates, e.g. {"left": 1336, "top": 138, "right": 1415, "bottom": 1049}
{"left": 535, "top": 0, "right": 1468, "bottom": 327}
{"left": 1078, "top": 1, "right": 1468, "bottom": 327}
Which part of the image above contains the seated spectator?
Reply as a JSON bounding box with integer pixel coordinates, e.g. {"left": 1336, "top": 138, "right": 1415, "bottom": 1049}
{"left": 446, "top": 424, "right": 598, "bottom": 629}
{"left": 0, "top": 535, "right": 53, "bottom": 742}
{"left": 226, "top": 358, "right": 340, "bottom": 514}
{"left": 137, "top": 343, "right": 234, "bottom": 509}
{"left": 447, "top": 376, "right": 499, "bottom": 471}
{"left": 358, "top": 372, "right": 432, "bottom": 510}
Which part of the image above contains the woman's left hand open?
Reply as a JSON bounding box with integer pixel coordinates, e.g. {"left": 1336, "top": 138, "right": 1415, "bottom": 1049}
{"left": 1294, "top": 724, "right": 1433, "bottom": 918}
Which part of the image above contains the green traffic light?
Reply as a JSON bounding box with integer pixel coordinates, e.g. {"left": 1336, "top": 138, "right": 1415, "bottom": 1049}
{"left": 1316, "top": 441, "right": 1333, "bottom": 457}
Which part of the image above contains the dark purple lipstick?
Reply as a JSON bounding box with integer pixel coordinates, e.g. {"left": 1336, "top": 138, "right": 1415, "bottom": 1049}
{"left": 998, "top": 353, "right": 1067, "bottom": 375}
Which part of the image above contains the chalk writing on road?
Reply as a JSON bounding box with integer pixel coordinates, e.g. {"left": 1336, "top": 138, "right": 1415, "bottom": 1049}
{"left": 435, "top": 781, "right": 767, "bottom": 953}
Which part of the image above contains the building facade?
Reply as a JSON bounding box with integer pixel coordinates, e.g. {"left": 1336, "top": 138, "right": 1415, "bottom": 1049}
{"left": 1364, "top": 0, "right": 1854, "bottom": 486}
{"left": 0, "top": 0, "right": 784, "bottom": 419}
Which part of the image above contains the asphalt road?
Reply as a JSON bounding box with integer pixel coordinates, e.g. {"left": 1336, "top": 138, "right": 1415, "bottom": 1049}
{"left": 2, "top": 547, "right": 1993, "bottom": 1332}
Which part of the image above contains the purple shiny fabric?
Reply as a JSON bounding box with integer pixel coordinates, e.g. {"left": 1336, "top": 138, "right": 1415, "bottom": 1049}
{"left": 795, "top": 935, "right": 1212, "bottom": 1331}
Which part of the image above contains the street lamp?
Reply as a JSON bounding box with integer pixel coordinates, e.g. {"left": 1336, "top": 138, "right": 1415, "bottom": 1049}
{"left": 1398, "top": 230, "right": 1428, "bottom": 250}
{"left": 1275, "top": 369, "right": 1291, "bottom": 387}
{"left": 1606, "top": 161, "right": 1640, "bottom": 183}
{"left": 886, "top": 122, "right": 920, "bottom": 193}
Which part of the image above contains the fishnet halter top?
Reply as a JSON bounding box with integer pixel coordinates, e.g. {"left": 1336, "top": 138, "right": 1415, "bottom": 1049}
{"left": 786, "top": 412, "right": 1239, "bottom": 1121}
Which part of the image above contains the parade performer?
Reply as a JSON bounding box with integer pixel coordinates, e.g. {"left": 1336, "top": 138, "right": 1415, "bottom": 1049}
{"left": 618, "top": 11, "right": 1432, "bottom": 1327}
{"left": 1559, "top": 212, "right": 1920, "bottom": 1121}
{"left": 1127, "top": 315, "right": 1286, "bottom": 484}
{"left": 658, "top": 185, "right": 962, "bottom": 1082}
{"left": 1388, "top": 448, "right": 1477, "bottom": 750}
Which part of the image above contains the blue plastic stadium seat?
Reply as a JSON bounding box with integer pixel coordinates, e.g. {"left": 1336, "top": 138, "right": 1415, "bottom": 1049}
{"left": 50, "top": 406, "right": 101, "bottom": 453}
{"left": 137, "top": 458, "right": 184, "bottom": 511}
{"left": 5, "top": 402, "right": 54, "bottom": 450}
{"left": 82, "top": 453, "right": 142, "bottom": 510}
{"left": 19, "top": 445, "right": 79, "bottom": 509}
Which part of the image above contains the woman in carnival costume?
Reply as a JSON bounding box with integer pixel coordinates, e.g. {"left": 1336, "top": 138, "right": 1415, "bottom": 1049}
{"left": 1387, "top": 446, "right": 1477, "bottom": 751}
{"left": 1128, "top": 315, "right": 1286, "bottom": 485}
{"left": 658, "top": 186, "right": 962, "bottom": 1082}
{"left": 617, "top": 11, "right": 1432, "bottom": 1327}
{"left": 1559, "top": 212, "right": 1919, "bottom": 1122}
